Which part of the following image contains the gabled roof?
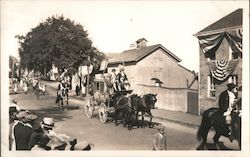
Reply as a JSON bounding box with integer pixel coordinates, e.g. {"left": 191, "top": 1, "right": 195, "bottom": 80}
{"left": 195, "top": 9, "right": 242, "bottom": 37}
{"left": 106, "top": 44, "right": 182, "bottom": 64}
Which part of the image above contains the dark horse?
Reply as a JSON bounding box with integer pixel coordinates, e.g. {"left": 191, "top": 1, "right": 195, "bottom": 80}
{"left": 56, "top": 88, "right": 69, "bottom": 111}
{"left": 111, "top": 93, "right": 137, "bottom": 130}
{"left": 129, "top": 93, "right": 157, "bottom": 128}
{"left": 197, "top": 107, "right": 241, "bottom": 150}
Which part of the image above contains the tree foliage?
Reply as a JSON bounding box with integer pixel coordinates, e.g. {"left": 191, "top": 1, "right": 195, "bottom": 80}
{"left": 9, "top": 55, "right": 19, "bottom": 78}
{"left": 17, "top": 15, "right": 104, "bottom": 75}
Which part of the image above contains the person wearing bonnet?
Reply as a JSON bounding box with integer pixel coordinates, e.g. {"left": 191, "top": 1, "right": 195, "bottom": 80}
{"left": 218, "top": 83, "right": 238, "bottom": 142}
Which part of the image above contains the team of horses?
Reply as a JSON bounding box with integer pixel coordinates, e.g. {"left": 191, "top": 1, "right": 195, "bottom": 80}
{"left": 111, "top": 93, "right": 157, "bottom": 130}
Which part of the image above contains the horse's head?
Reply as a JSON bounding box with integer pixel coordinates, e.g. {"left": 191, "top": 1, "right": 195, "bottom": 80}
{"left": 148, "top": 93, "right": 157, "bottom": 109}
{"left": 142, "top": 93, "right": 157, "bottom": 109}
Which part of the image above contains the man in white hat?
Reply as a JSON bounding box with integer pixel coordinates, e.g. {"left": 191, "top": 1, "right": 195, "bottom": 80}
{"left": 41, "top": 117, "right": 71, "bottom": 150}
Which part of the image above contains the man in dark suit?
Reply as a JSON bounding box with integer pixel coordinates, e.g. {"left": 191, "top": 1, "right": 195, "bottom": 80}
{"left": 13, "top": 111, "right": 34, "bottom": 150}
{"left": 218, "top": 83, "right": 238, "bottom": 141}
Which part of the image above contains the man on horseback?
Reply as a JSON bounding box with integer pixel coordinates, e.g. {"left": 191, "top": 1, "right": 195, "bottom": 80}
{"left": 218, "top": 83, "right": 238, "bottom": 142}
{"left": 56, "top": 79, "right": 67, "bottom": 104}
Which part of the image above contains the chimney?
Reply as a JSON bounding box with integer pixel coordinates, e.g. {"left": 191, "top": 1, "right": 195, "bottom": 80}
{"left": 136, "top": 38, "right": 148, "bottom": 48}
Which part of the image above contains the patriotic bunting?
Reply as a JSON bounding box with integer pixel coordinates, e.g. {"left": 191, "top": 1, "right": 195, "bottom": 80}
{"left": 198, "top": 33, "right": 225, "bottom": 58}
{"left": 198, "top": 29, "right": 243, "bottom": 58}
{"left": 208, "top": 60, "right": 238, "bottom": 81}
{"left": 225, "top": 28, "right": 243, "bottom": 58}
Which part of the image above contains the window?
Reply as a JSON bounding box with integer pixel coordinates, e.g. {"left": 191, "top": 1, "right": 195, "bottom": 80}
{"left": 207, "top": 75, "right": 216, "bottom": 97}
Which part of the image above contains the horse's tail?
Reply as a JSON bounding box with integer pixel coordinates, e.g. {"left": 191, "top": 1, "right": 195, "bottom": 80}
{"left": 197, "top": 108, "right": 214, "bottom": 141}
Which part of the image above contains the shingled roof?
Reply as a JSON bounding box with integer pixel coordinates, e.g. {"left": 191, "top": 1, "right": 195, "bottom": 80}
{"left": 195, "top": 8, "right": 242, "bottom": 37}
{"left": 106, "top": 44, "right": 182, "bottom": 64}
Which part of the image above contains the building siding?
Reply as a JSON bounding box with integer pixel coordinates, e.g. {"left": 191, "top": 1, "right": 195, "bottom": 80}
{"left": 107, "top": 47, "right": 198, "bottom": 113}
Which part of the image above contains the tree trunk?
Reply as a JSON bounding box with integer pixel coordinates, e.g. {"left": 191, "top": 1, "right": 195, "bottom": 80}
{"left": 44, "top": 67, "right": 46, "bottom": 79}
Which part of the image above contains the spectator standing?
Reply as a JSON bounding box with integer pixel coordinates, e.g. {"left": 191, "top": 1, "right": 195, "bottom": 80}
{"left": 152, "top": 124, "right": 167, "bottom": 150}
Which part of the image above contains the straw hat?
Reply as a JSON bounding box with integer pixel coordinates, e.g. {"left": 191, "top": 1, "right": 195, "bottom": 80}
{"left": 25, "top": 114, "right": 38, "bottom": 122}
{"left": 16, "top": 111, "right": 29, "bottom": 119}
{"left": 42, "top": 117, "right": 55, "bottom": 129}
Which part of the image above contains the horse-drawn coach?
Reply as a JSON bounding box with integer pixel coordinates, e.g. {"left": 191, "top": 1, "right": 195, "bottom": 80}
{"left": 83, "top": 64, "right": 158, "bottom": 130}
{"left": 84, "top": 73, "right": 133, "bottom": 124}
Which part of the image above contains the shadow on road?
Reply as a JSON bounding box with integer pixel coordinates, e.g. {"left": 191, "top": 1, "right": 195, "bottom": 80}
{"left": 27, "top": 104, "right": 80, "bottom": 123}
{"left": 196, "top": 141, "right": 240, "bottom": 150}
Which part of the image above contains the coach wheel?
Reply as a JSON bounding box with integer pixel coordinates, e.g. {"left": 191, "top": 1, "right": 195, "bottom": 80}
{"left": 99, "top": 103, "right": 108, "bottom": 123}
{"left": 85, "top": 94, "right": 94, "bottom": 118}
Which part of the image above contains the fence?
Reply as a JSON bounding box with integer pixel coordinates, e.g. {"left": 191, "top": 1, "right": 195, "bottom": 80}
{"left": 135, "top": 84, "right": 198, "bottom": 114}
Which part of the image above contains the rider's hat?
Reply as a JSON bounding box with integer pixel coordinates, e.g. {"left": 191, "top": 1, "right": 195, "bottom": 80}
{"left": 227, "top": 83, "right": 237, "bottom": 91}
{"left": 42, "top": 117, "right": 55, "bottom": 128}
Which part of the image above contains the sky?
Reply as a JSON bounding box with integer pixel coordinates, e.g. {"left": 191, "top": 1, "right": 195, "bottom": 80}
{"left": 1, "top": 0, "right": 249, "bottom": 72}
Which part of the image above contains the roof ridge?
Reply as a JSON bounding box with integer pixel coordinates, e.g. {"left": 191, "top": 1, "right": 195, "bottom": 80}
{"left": 134, "top": 44, "right": 161, "bottom": 61}
{"left": 122, "top": 44, "right": 160, "bottom": 53}
{"left": 195, "top": 8, "right": 242, "bottom": 35}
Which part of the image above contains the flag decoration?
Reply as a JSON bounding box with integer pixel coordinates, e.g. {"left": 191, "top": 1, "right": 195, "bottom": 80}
{"left": 198, "top": 28, "right": 242, "bottom": 58}
{"left": 225, "top": 28, "right": 243, "bottom": 58}
{"left": 208, "top": 60, "right": 238, "bottom": 81}
{"left": 99, "top": 58, "right": 108, "bottom": 71}
{"left": 198, "top": 33, "right": 225, "bottom": 58}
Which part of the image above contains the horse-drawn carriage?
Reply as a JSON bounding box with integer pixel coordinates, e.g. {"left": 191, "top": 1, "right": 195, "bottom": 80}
{"left": 84, "top": 73, "right": 133, "bottom": 123}
{"left": 84, "top": 72, "right": 157, "bottom": 129}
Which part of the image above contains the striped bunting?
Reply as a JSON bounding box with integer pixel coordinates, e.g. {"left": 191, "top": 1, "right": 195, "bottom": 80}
{"left": 198, "top": 33, "right": 224, "bottom": 55}
{"left": 198, "top": 29, "right": 242, "bottom": 58}
{"left": 226, "top": 28, "right": 243, "bottom": 53}
{"left": 208, "top": 60, "right": 239, "bottom": 81}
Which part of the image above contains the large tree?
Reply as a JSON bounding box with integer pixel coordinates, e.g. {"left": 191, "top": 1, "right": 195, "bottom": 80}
{"left": 16, "top": 15, "right": 104, "bottom": 77}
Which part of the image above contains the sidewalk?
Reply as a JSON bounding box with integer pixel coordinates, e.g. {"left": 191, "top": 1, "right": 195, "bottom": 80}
{"left": 42, "top": 80, "right": 201, "bottom": 129}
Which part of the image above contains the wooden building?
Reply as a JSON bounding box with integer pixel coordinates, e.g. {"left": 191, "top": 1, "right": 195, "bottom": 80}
{"left": 106, "top": 38, "right": 199, "bottom": 114}
{"left": 194, "top": 9, "right": 242, "bottom": 114}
